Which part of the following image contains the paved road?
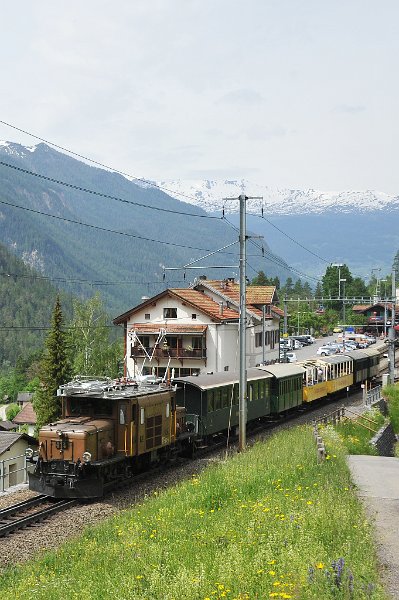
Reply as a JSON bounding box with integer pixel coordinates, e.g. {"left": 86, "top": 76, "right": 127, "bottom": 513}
{"left": 348, "top": 456, "right": 399, "bottom": 599}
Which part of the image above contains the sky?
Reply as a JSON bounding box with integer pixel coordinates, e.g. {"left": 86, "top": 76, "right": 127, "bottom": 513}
{"left": 1, "top": 1, "right": 399, "bottom": 193}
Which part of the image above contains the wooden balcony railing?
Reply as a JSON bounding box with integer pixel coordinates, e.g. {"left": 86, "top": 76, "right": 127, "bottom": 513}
{"left": 131, "top": 347, "right": 206, "bottom": 359}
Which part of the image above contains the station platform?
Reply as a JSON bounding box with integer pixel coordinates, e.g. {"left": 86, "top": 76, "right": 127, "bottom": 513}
{"left": 348, "top": 455, "right": 399, "bottom": 598}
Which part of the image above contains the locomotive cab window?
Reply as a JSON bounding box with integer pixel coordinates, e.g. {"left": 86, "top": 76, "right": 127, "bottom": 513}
{"left": 68, "top": 397, "right": 113, "bottom": 417}
{"left": 119, "top": 404, "right": 127, "bottom": 425}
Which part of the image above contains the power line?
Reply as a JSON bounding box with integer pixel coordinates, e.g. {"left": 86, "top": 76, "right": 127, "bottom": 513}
{"left": 0, "top": 325, "right": 118, "bottom": 331}
{"left": 248, "top": 211, "right": 331, "bottom": 265}
{"left": 221, "top": 216, "right": 322, "bottom": 284}
{"left": 0, "top": 120, "right": 203, "bottom": 205}
{"left": 0, "top": 271, "right": 185, "bottom": 287}
{"left": 0, "top": 198, "right": 224, "bottom": 252}
{"left": 0, "top": 159, "right": 219, "bottom": 221}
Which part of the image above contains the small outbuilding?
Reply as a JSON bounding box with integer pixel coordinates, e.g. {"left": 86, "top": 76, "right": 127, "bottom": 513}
{"left": 0, "top": 431, "right": 38, "bottom": 491}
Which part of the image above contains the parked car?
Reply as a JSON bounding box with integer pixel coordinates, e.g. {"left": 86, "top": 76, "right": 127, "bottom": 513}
{"left": 316, "top": 345, "right": 336, "bottom": 356}
{"left": 291, "top": 335, "right": 312, "bottom": 346}
{"left": 279, "top": 351, "right": 297, "bottom": 363}
{"left": 287, "top": 338, "right": 303, "bottom": 349}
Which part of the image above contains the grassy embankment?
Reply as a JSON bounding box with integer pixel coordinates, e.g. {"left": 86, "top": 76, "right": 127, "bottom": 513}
{"left": 0, "top": 425, "right": 387, "bottom": 600}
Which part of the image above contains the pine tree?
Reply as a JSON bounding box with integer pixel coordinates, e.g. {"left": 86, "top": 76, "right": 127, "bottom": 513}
{"left": 33, "top": 296, "right": 71, "bottom": 429}
{"left": 251, "top": 270, "right": 270, "bottom": 286}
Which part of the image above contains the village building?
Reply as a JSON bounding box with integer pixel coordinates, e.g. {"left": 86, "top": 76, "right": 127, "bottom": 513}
{"left": 0, "top": 431, "right": 38, "bottom": 491}
{"left": 12, "top": 402, "right": 37, "bottom": 437}
{"left": 113, "top": 277, "right": 282, "bottom": 379}
{"left": 352, "top": 302, "right": 399, "bottom": 336}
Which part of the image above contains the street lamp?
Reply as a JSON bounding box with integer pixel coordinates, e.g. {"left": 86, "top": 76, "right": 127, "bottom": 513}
{"left": 381, "top": 279, "right": 387, "bottom": 337}
{"left": 340, "top": 278, "right": 347, "bottom": 349}
{"left": 332, "top": 263, "right": 344, "bottom": 298}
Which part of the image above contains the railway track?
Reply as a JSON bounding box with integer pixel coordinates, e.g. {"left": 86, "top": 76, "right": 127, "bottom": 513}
{"left": 0, "top": 495, "right": 76, "bottom": 537}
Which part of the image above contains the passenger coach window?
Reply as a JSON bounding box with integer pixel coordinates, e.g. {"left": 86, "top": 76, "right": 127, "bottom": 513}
{"left": 214, "top": 389, "right": 221, "bottom": 411}
{"left": 207, "top": 390, "right": 214, "bottom": 412}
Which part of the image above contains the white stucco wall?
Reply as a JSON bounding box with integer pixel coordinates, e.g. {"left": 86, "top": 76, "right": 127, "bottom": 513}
{"left": 0, "top": 438, "right": 37, "bottom": 490}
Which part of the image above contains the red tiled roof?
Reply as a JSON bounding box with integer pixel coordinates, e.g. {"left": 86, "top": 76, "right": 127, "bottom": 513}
{"left": 352, "top": 305, "right": 371, "bottom": 312}
{"left": 130, "top": 323, "right": 208, "bottom": 334}
{"left": 169, "top": 288, "right": 239, "bottom": 321}
{"left": 353, "top": 303, "right": 396, "bottom": 313}
{"left": 113, "top": 282, "right": 280, "bottom": 327}
{"left": 12, "top": 402, "right": 37, "bottom": 425}
{"left": 113, "top": 288, "right": 240, "bottom": 325}
{"left": 271, "top": 305, "right": 284, "bottom": 317}
{"left": 194, "top": 280, "right": 278, "bottom": 319}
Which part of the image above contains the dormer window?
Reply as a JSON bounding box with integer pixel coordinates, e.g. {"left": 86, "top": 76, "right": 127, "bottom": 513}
{"left": 163, "top": 307, "right": 177, "bottom": 319}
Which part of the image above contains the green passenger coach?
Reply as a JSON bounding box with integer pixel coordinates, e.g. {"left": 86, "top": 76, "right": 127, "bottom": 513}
{"left": 174, "top": 368, "right": 273, "bottom": 437}
{"left": 257, "top": 364, "right": 305, "bottom": 413}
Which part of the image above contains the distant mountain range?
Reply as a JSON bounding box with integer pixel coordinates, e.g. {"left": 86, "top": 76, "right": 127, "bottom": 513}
{"left": 155, "top": 179, "right": 399, "bottom": 278}
{"left": 154, "top": 179, "right": 399, "bottom": 215}
{"left": 0, "top": 142, "right": 289, "bottom": 317}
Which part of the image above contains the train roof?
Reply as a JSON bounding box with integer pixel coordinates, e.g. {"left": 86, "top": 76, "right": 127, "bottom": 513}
{"left": 359, "top": 347, "right": 381, "bottom": 359}
{"left": 342, "top": 350, "right": 369, "bottom": 361}
{"left": 173, "top": 368, "right": 273, "bottom": 391}
{"left": 317, "top": 354, "right": 353, "bottom": 365}
{"left": 58, "top": 377, "right": 172, "bottom": 400}
{"left": 256, "top": 364, "right": 306, "bottom": 377}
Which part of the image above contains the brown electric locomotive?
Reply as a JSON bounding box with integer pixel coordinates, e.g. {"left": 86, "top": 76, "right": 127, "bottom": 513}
{"left": 27, "top": 377, "right": 186, "bottom": 499}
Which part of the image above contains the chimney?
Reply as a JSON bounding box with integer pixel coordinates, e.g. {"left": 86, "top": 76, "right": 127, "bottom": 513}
{"left": 219, "top": 302, "right": 224, "bottom": 316}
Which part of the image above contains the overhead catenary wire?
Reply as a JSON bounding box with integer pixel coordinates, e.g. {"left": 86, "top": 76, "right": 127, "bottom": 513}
{"left": 221, "top": 216, "right": 322, "bottom": 284}
{"left": 0, "top": 121, "right": 365, "bottom": 285}
{"left": 0, "top": 198, "right": 225, "bottom": 253}
{"left": 0, "top": 119, "right": 206, "bottom": 206}
{"left": 0, "top": 160, "right": 220, "bottom": 221}
{"left": 0, "top": 271, "right": 185, "bottom": 287}
{"left": 1, "top": 120, "right": 367, "bottom": 281}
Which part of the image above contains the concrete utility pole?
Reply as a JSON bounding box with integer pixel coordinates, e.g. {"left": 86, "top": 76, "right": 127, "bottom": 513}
{"left": 332, "top": 263, "right": 343, "bottom": 298}
{"left": 236, "top": 193, "right": 263, "bottom": 452}
{"left": 389, "top": 270, "right": 396, "bottom": 383}
{"left": 340, "top": 278, "right": 347, "bottom": 351}
{"left": 239, "top": 194, "right": 247, "bottom": 451}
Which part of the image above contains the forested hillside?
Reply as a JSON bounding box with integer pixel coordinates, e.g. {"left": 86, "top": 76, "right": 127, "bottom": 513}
{"left": 0, "top": 142, "right": 290, "bottom": 316}
{"left": 0, "top": 242, "right": 69, "bottom": 368}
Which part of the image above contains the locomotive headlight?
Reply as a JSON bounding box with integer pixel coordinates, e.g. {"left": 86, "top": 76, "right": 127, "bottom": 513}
{"left": 25, "top": 447, "right": 34, "bottom": 459}
{"left": 82, "top": 452, "right": 92, "bottom": 463}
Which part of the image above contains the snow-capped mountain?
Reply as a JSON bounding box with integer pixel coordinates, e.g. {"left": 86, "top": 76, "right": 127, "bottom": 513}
{"left": 155, "top": 179, "right": 399, "bottom": 215}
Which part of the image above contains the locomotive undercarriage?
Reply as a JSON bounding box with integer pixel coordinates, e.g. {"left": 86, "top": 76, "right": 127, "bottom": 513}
{"left": 29, "top": 444, "right": 180, "bottom": 499}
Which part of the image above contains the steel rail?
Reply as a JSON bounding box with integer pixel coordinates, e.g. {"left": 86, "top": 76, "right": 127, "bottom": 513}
{"left": 0, "top": 498, "right": 76, "bottom": 537}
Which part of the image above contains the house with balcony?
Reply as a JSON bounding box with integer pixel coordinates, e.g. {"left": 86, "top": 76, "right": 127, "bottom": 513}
{"left": 113, "top": 277, "right": 282, "bottom": 379}
{"left": 352, "top": 302, "right": 399, "bottom": 335}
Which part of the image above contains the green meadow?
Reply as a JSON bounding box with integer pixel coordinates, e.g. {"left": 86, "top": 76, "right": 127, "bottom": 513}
{"left": 0, "top": 426, "right": 387, "bottom": 599}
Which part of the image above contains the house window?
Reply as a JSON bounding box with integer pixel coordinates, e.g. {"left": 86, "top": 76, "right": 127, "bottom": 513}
{"left": 224, "top": 365, "right": 229, "bottom": 372}
{"left": 138, "top": 336, "right": 150, "bottom": 348}
{"left": 192, "top": 337, "right": 203, "bottom": 349}
{"left": 167, "top": 336, "right": 178, "bottom": 348}
{"left": 145, "top": 313, "right": 150, "bottom": 320}
{"left": 255, "top": 332, "right": 263, "bottom": 347}
{"left": 163, "top": 307, "right": 177, "bottom": 319}
{"left": 192, "top": 313, "right": 197, "bottom": 319}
